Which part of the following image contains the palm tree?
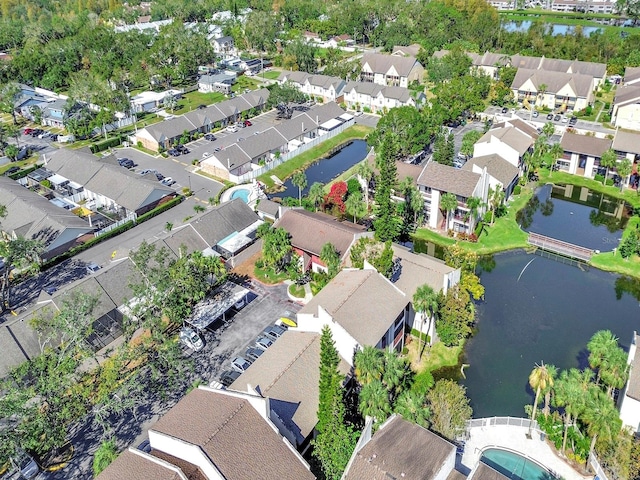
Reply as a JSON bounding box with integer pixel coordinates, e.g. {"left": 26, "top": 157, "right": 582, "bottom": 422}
{"left": 381, "top": 351, "right": 408, "bottom": 402}
{"left": 587, "top": 330, "right": 619, "bottom": 384}
{"left": 599, "top": 346, "right": 629, "bottom": 397}
{"left": 542, "top": 122, "right": 555, "bottom": 138}
{"left": 527, "top": 361, "right": 555, "bottom": 436}
{"left": 599, "top": 149, "right": 617, "bottom": 185}
{"left": 394, "top": 390, "right": 431, "bottom": 428}
{"left": 358, "top": 379, "right": 391, "bottom": 422}
{"left": 307, "top": 182, "right": 324, "bottom": 212}
{"left": 583, "top": 389, "right": 622, "bottom": 468}
{"left": 488, "top": 186, "right": 505, "bottom": 225}
{"left": 616, "top": 158, "right": 632, "bottom": 191}
{"left": 357, "top": 161, "right": 374, "bottom": 211}
{"left": 553, "top": 369, "right": 586, "bottom": 456}
{"left": 412, "top": 284, "right": 439, "bottom": 362}
{"left": 440, "top": 192, "right": 458, "bottom": 231}
{"left": 537, "top": 83, "right": 548, "bottom": 107}
{"left": 465, "top": 196, "right": 483, "bottom": 232}
{"left": 354, "top": 346, "right": 384, "bottom": 385}
{"left": 345, "top": 192, "right": 366, "bottom": 223}
{"left": 291, "top": 171, "right": 307, "bottom": 204}
{"left": 541, "top": 364, "right": 557, "bottom": 417}
{"left": 548, "top": 142, "right": 564, "bottom": 168}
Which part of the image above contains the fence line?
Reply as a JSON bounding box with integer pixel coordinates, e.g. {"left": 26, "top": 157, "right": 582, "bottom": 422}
{"left": 94, "top": 212, "right": 137, "bottom": 237}
{"left": 467, "top": 417, "right": 609, "bottom": 480}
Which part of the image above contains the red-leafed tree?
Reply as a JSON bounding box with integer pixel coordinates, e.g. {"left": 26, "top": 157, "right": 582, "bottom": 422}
{"left": 325, "top": 181, "right": 347, "bottom": 214}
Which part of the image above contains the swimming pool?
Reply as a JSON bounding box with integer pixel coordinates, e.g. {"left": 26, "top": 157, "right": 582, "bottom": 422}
{"left": 480, "top": 448, "right": 554, "bottom": 480}
{"left": 230, "top": 188, "right": 250, "bottom": 203}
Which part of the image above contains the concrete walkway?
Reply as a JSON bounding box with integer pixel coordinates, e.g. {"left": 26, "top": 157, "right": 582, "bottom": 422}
{"left": 461, "top": 423, "right": 591, "bottom": 480}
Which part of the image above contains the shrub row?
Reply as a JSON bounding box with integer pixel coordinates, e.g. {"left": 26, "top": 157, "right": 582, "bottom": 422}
{"left": 90, "top": 136, "right": 123, "bottom": 154}
{"left": 8, "top": 164, "right": 42, "bottom": 181}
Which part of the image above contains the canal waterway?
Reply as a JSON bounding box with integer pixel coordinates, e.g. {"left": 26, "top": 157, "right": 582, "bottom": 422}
{"left": 502, "top": 20, "right": 603, "bottom": 36}
{"left": 270, "top": 139, "right": 369, "bottom": 199}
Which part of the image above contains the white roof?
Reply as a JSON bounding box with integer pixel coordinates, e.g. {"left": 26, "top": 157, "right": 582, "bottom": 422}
{"left": 131, "top": 89, "right": 182, "bottom": 105}
{"left": 319, "top": 118, "right": 342, "bottom": 130}
{"left": 47, "top": 174, "right": 68, "bottom": 185}
{"left": 339, "top": 113, "right": 354, "bottom": 121}
{"left": 186, "top": 282, "right": 249, "bottom": 330}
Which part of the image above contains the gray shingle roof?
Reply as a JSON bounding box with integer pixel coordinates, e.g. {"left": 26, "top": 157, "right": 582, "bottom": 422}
{"left": 274, "top": 114, "right": 316, "bottom": 141}
{"left": 344, "top": 80, "right": 384, "bottom": 97}
{"left": 492, "top": 118, "right": 539, "bottom": 140}
{"left": 463, "top": 153, "right": 519, "bottom": 187}
{"left": 417, "top": 162, "right": 481, "bottom": 198}
{"left": 229, "top": 331, "right": 349, "bottom": 443}
{"left": 237, "top": 128, "right": 286, "bottom": 158}
{"left": 274, "top": 209, "right": 365, "bottom": 258}
{"left": 613, "top": 129, "right": 640, "bottom": 155}
{"left": 255, "top": 198, "right": 280, "bottom": 217}
{"left": 209, "top": 143, "right": 252, "bottom": 170}
{"left": 477, "top": 126, "right": 535, "bottom": 156}
{"left": 188, "top": 198, "right": 261, "bottom": 245}
{"left": 296, "top": 101, "right": 346, "bottom": 125}
{"left": 361, "top": 52, "right": 421, "bottom": 77}
{"left": 390, "top": 244, "right": 457, "bottom": 297}
{"left": 151, "top": 388, "right": 315, "bottom": 480}
{"left": 0, "top": 316, "right": 44, "bottom": 378}
{"left": 0, "top": 176, "right": 93, "bottom": 252}
{"left": 160, "top": 224, "right": 209, "bottom": 257}
{"left": 624, "top": 66, "right": 640, "bottom": 85}
{"left": 44, "top": 150, "right": 174, "bottom": 212}
{"left": 613, "top": 84, "right": 640, "bottom": 106}
{"left": 392, "top": 44, "right": 422, "bottom": 57}
{"left": 145, "top": 116, "right": 199, "bottom": 141}
{"left": 560, "top": 132, "right": 612, "bottom": 157}
{"left": 627, "top": 333, "right": 640, "bottom": 401}
{"left": 511, "top": 68, "right": 594, "bottom": 98}
{"left": 299, "top": 268, "right": 408, "bottom": 346}
{"left": 344, "top": 415, "right": 455, "bottom": 480}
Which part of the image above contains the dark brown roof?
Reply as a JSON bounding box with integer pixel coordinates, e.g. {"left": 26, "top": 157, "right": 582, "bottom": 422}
{"left": 344, "top": 415, "right": 455, "bottom": 480}
{"left": 462, "top": 154, "right": 519, "bottom": 187}
{"left": 560, "top": 132, "right": 612, "bottom": 157}
{"left": 274, "top": 209, "right": 366, "bottom": 258}
{"left": 96, "top": 449, "right": 186, "bottom": 480}
{"left": 448, "top": 469, "right": 468, "bottom": 480}
{"left": 417, "top": 162, "right": 481, "bottom": 198}
{"left": 627, "top": 333, "right": 640, "bottom": 401}
{"left": 151, "top": 388, "right": 315, "bottom": 480}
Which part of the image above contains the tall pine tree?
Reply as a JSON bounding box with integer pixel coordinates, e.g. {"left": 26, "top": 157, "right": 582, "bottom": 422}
{"left": 373, "top": 137, "right": 399, "bottom": 242}
{"left": 313, "top": 326, "right": 357, "bottom": 480}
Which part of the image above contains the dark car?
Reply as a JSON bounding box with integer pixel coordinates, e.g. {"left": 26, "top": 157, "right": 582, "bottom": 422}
{"left": 30, "top": 129, "right": 43, "bottom": 137}
{"left": 155, "top": 172, "right": 165, "bottom": 181}
{"left": 245, "top": 347, "right": 265, "bottom": 362}
{"left": 168, "top": 149, "right": 180, "bottom": 156}
{"left": 118, "top": 158, "right": 135, "bottom": 168}
{"left": 262, "top": 324, "right": 286, "bottom": 341}
{"left": 197, "top": 104, "right": 207, "bottom": 109}
{"left": 569, "top": 117, "right": 578, "bottom": 125}
{"left": 175, "top": 144, "right": 188, "bottom": 152}
{"left": 553, "top": 114, "right": 561, "bottom": 122}
{"left": 4, "top": 166, "right": 20, "bottom": 176}
{"left": 501, "top": 107, "right": 508, "bottom": 114}
{"left": 220, "top": 370, "right": 241, "bottom": 387}
{"left": 546, "top": 113, "right": 554, "bottom": 120}
{"left": 204, "top": 133, "right": 216, "bottom": 141}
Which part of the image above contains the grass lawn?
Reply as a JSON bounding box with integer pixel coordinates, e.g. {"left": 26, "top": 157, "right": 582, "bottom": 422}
{"left": 233, "top": 76, "right": 260, "bottom": 92}
{"left": 260, "top": 70, "right": 281, "bottom": 80}
{"left": 258, "top": 124, "right": 373, "bottom": 190}
{"left": 413, "top": 185, "right": 533, "bottom": 255}
{"left": 172, "top": 91, "right": 227, "bottom": 115}
{"left": 254, "top": 264, "right": 289, "bottom": 284}
{"left": 288, "top": 283, "right": 305, "bottom": 299}
{"left": 407, "top": 339, "right": 464, "bottom": 393}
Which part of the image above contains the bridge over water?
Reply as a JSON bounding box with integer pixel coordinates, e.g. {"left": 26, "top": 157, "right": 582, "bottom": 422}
{"left": 527, "top": 232, "right": 594, "bottom": 262}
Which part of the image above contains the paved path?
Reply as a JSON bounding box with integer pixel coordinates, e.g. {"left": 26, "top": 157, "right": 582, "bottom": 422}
{"left": 461, "top": 423, "right": 590, "bottom": 480}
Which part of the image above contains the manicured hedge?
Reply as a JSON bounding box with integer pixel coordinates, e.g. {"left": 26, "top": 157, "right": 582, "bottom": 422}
{"left": 8, "top": 164, "right": 42, "bottom": 180}
{"left": 90, "top": 136, "right": 123, "bottom": 154}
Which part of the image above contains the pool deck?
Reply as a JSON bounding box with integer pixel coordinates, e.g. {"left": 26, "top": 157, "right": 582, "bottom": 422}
{"left": 461, "top": 423, "right": 591, "bottom": 480}
{"left": 221, "top": 182, "right": 264, "bottom": 206}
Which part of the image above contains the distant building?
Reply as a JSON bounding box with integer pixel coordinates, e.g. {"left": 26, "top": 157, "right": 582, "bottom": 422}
{"left": 360, "top": 53, "right": 425, "bottom": 88}
{"left": 619, "top": 332, "right": 640, "bottom": 433}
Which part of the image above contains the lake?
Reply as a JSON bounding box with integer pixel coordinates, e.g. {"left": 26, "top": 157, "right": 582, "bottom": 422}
{"left": 270, "top": 139, "right": 369, "bottom": 199}
{"left": 502, "top": 20, "right": 602, "bottom": 36}
{"left": 519, "top": 183, "right": 631, "bottom": 252}
{"left": 448, "top": 185, "right": 638, "bottom": 418}
{"left": 463, "top": 251, "right": 640, "bottom": 418}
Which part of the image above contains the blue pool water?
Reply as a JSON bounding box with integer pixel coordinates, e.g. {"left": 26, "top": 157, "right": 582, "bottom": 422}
{"left": 230, "top": 189, "right": 250, "bottom": 203}
{"left": 481, "top": 449, "right": 554, "bottom": 480}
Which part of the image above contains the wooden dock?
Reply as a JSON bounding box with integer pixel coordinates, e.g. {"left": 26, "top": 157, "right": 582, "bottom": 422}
{"left": 527, "top": 232, "right": 593, "bottom": 262}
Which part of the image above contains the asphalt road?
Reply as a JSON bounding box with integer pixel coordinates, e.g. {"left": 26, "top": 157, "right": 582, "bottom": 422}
{"left": 43, "top": 280, "right": 299, "bottom": 480}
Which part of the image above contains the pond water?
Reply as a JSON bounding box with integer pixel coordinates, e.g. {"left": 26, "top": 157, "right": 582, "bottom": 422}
{"left": 270, "top": 139, "right": 369, "bottom": 199}
{"left": 462, "top": 250, "right": 640, "bottom": 418}
{"left": 502, "top": 20, "right": 602, "bottom": 36}
{"left": 518, "top": 184, "right": 631, "bottom": 252}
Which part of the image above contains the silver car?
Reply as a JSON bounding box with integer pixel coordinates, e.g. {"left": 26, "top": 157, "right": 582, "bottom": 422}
{"left": 231, "top": 356, "right": 252, "bottom": 373}
{"left": 179, "top": 326, "right": 204, "bottom": 352}
{"left": 255, "top": 336, "right": 274, "bottom": 350}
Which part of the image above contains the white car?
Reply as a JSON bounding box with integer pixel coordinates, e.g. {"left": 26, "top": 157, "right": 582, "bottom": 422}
{"left": 202, "top": 152, "right": 211, "bottom": 159}
{"left": 354, "top": 111, "right": 363, "bottom": 117}
{"left": 226, "top": 125, "right": 239, "bottom": 133}
{"left": 179, "top": 326, "right": 204, "bottom": 351}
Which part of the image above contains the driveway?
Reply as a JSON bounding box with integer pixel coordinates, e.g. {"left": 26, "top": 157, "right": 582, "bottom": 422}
{"left": 112, "top": 147, "right": 223, "bottom": 204}
{"left": 43, "top": 280, "right": 299, "bottom": 480}
{"left": 354, "top": 113, "right": 380, "bottom": 128}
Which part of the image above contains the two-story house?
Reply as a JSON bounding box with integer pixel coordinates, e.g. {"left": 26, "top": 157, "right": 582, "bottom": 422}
{"left": 618, "top": 332, "right": 640, "bottom": 433}
{"left": 360, "top": 53, "right": 425, "bottom": 88}
{"left": 277, "top": 71, "right": 346, "bottom": 103}
{"left": 342, "top": 81, "right": 425, "bottom": 113}
{"left": 473, "top": 123, "right": 536, "bottom": 170}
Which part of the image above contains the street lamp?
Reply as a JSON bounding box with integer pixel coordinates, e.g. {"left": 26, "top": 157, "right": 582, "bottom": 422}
{"left": 188, "top": 175, "right": 192, "bottom": 193}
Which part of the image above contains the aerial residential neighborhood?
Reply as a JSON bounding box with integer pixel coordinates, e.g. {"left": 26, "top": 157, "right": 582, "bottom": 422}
{"left": 1, "top": 0, "right": 640, "bottom": 479}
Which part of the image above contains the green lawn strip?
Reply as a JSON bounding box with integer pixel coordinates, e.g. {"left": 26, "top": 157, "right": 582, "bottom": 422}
{"left": 412, "top": 186, "right": 533, "bottom": 255}
{"left": 288, "top": 283, "right": 305, "bottom": 298}
{"left": 323, "top": 161, "right": 363, "bottom": 193}
{"left": 254, "top": 264, "right": 288, "bottom": 284}
{"left": 257, "top": 125, "right": 373, "bottom": 190}
{"left": 260, "top": 70, "right": 281, "bottom": 80}
{"left": 591, "top": 215, "right": 640, "bottom": 275}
